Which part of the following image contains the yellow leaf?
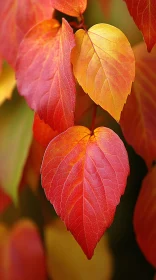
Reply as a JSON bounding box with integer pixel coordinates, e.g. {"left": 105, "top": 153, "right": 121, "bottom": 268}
{"left": 45, "top": 219, "right": 113, "bottom": 280}
{"left": 71, "top": 24, "right": 135, "bottom": 121}
{"left": 0, "top": 63, "right": 16, "bottom": 105}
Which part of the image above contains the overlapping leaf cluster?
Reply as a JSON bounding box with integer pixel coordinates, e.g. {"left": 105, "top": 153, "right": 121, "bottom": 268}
{"left": 0, "top": 0, "right": 155, "bottom": 268}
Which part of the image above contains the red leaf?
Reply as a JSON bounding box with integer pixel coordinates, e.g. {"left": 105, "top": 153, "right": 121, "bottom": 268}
{"left": 0, "top": 187, "right": 12, "bottom": 214}
{"left": 0, "top": 220, "right": 47, "bottom": 280}
{"left": 0, "top": 0, "right": 53, "bottom": 68}
{"left": 124, "top": 0, "right": 156, "bottom": 51}
{"left": 51, "top": 0, "right": 87, "bottom": 17}
{"left": 134, "top": 167, "right": 156, "bottom": 268}
{"left": 120, "top": 42, "right": 156, "bottom": 168}
{"left": 16, "top": 19, "right": 76, "bottom": 132}
{"left": 33, "top": 113, "right": 58, "bottom": 148}
{"left": 41, "top": 126, "right": 129, "bottom": 258}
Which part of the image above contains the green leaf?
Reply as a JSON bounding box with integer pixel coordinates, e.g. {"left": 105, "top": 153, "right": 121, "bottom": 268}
{"left": 0, "top": 92, "right": 33, "bottom": 203}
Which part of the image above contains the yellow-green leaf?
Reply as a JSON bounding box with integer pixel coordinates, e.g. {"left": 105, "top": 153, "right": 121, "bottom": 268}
{"left": 0, "top": 93, "right": 33, "bottom": 202}
{"left": 71, "top": 24, "right": 135, "bottom": 121}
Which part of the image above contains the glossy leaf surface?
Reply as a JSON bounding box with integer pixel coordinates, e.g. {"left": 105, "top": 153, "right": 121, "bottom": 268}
{"left": 33, "top": 113, "right": 58, "bottom": 148}
{"left": 0, "top": 0, "right": 53, "bottom": 67}
{"left": 0, "top": 94, "right": 33, "bottom": 202}
{"left": 71, "top": 24, "right": 135, "bottom": 122}
{"left": 16, "top": 19, "right": 76, "bottom": 132}
{"left": 120, "top": 43, "right": 156, "bottom": 168}
{"left": 134, "top": 167, "right": 156, "bottom": 268}
{"left": 0, "top": 63, "right": 16, "bottom": 105}
{"left": 0, "top": 220, "right": 47, "bottom": 280}
{"left": 41, "top": 126, "right": 129, "bottom": 258}
{"left": 51, "top": 0, "right": 87, "bottom": 17}
{"left": 124, "top": 0, "right": 156, "bottom": 51}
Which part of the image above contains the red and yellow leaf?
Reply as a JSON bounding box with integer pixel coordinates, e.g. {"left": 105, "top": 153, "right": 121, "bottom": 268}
{"left": 51, "top": 0, "right": 87, "bottom": 17}
{"left": 71, "top": 24, "right": 135, "bottom": 122}
{"left": 41, "top": 126, "right": 129, "bottom": 258}
{"left": 120, "top": 42, "right": 156, "bottom": 168}
{"left": 124, "top": 0, "right": 156, "bottom": 52}
{"left": 134, "top": 167, "right": 156, "bottom": 268}
{"left": 0, "top": 220, "right": 47, "bottom": 280}
{"left": 0, "top": 63, "right": 16, "bottom": 105}
{"left": 16, "top": 19, "right": 76, "bottom": 132}
{"left": 0, "top": 0, "right": 53, "bottom": 67}
{"left": 33, "top": 113, "right": 58, "bottom": 148}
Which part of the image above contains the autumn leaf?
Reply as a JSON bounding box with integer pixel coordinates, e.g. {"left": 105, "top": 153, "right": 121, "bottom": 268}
{"left": 0, "top": 220, "right": 47, "bottom": 280}
{"left": 45, "top": 219, "right": 113, "bottom": 280}
{"left": 0, "top": 0, "right": 53, "bottom": 67}
{"left": 71, "top": 24, "right": 135, "bottom": 122}
{"left": 41, "top": 126, "right": 129, "bottom": 258}
{"left": 134, "top": 167, "right": 156, "bottom": 269}
{"left": 0, "top": 63, "right": 16, "bottom": 105}
{"left": 120, "top": 42, "right": 156, "bottom": 168}
{"left": 0, "top": 187, "right": 12, "bottom": 214}
{"left": 16, "top": 19, "right": 76, "bottom": 132}
{"left": 124, "top": 0, "right": 156, "bottom": 52}
{"left": 33, "top": 113, "right": 58, "bottom": 148}
{"left": 51, "top": 0, "right": 87, "bottom": 17}
{"left": 0, "top": 93, "right": 33, "bottom": 202}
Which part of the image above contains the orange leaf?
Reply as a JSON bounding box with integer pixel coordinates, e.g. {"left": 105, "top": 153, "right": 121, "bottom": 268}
{"left": 124, "top": 0, "right": 156, "bottom": 52}
{"left": 0, "top": 63, "right": 16, "bottom": 105}
{"left": 120, "top": 42, "right": 156, "bottom": 168}
{"left": 134, "top": 167, "right": 156, "bottom": 268}
{"left": 16, "top": 19, "right": 76, "bottom": 132}
{"left": 0, "top": 0, "right": 54, "bottom": 67}
{"left": 41, "top": 126, "right": 129, "bottom": 258}
{"left": 0, "top": 220, "right": 47, "bottom": 280}
{"left": 51, "top": 0, "right": 87, "bottom": 17}
{"left": 71, "top": 24, "right": 135, "bottom": 122}
{"left": 33, "top": 113, "right": 58, "bottom": 148}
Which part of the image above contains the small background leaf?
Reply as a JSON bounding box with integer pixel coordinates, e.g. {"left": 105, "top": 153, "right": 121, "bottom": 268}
{"left": 33, "top": 113, "right": 58, "bottom": 148}
{"left": 134, "top": 167, "right": 156, "bottom": 269}
{"left": 0, "top": 0, "right": 54, "bottom": 67}
{"left": 0, "top": 219, "right": 47, "bottom": 280}
{"left": 124, "top": 0, "right": 156, "bottom": 51}
{"left": 51, "top": 0, "right": 87, "bottom": 17}
{"left": 120, "top": 42, "right": 156, "bottom": 168}
{"left": 0, "top": 92, "right": 33, "bottom": 202}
